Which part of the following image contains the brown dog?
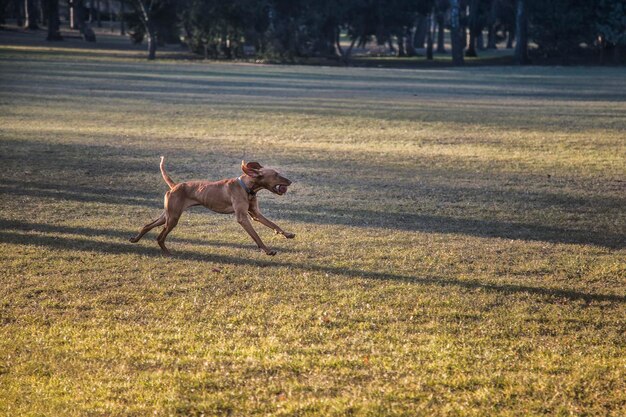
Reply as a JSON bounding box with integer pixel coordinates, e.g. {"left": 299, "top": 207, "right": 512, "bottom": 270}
{"left": 129, "top": 157, "right": 294, "bottom": 256}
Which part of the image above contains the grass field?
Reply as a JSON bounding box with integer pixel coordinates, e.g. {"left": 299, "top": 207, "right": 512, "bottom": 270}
{"left": 0, "top": 33, "right": 625, "bottom": 416}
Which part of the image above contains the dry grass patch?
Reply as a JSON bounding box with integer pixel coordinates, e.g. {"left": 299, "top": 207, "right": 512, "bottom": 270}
{"left": 0, "top": 37, "right": 625, "bottom": 416}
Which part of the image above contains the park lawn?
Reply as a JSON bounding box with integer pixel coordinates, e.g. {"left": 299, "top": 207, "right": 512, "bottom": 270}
{"left": 0, "top": 36, "right": 625, "bottom": 416}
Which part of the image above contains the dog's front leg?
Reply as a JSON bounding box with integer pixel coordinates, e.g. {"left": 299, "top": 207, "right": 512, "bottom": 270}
{"left": 249, "top": 210, "right": 295, "bottom": 239}
{"left": 236, "top": 210, "right": 276, "bottom": 255}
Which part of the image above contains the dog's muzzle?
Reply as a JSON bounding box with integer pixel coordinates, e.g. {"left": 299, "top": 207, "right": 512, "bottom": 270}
{"left": 274, "top": 184, "right": 288, "bottom": 195}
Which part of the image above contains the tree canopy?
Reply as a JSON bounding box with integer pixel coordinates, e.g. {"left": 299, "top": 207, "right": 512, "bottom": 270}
{"left": 1, "top": 0, "right": 624, "bottom": 63}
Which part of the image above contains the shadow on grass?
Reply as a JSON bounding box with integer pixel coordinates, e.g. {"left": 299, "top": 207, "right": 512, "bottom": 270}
{"left": 0, "top": 219, "right": 298, "bottom": 253}
{"left": 0, "top": 221, "right": 624, "bottom": 305}
{"left": 0, "top": 181, "right": 158, "bottom": 208}
{"left": 2, "top": 137, "right": 623, "bottom": 249}
{"left": 1, "top": 176, "right": 623, "bottom": 249}
{"left": 0, "top": 29, "right": 196, "bottom": 60}
{"left": 7, "top": 60, "right": 626, "bottom": 104}
{"left": 276, "top": 205, "right": 626, "bottom": 250}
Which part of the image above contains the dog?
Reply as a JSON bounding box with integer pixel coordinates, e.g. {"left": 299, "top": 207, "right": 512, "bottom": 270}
{"left": 129, "top": 157, "right": 295, "bottom": 256}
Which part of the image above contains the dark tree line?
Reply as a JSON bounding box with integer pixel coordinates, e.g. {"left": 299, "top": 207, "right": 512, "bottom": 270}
{"left": 1, "top": 0, "right": 624, "bottom": 64}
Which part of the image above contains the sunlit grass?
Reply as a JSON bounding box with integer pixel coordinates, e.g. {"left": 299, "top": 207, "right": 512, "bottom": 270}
{"left": 0, "top": 38, "right": 625, "bottom": 416}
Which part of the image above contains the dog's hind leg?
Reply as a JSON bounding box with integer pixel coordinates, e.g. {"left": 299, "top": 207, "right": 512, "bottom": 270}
{"left": 129, "top": 211, "right": 166, "bottom": 243}
{"left": 156, "top": 190, "right": 186, "bottom": 256}
{"left": 156, "top": 215, "right": 180, "bottom": 256}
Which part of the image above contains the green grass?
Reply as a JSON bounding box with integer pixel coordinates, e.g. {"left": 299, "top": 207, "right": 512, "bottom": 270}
{"left": 0, "top": 33, "right": 625, "bottom": 416}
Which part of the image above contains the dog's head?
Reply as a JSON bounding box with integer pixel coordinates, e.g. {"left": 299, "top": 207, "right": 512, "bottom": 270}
{"left": 241, "top": 161, "right": 292, "bottom": 195}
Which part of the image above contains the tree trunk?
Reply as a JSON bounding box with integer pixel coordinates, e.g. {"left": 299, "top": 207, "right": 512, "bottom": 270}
{"left": 72, "top": 0, "right": 96, "bottom": 41}
{"left": 487, "top": 26, "right": 497, "bottom": 49}
{"left": 147, "top": 21, "right": 157, "bottom": 60}
{"left": 436, "top": 11, "right": 445, "bottom": 53}
{"left": 449, "top": 0, "right": 464, "bottom": 65}
{"left": 24, "top": 0, "right": 39, "bottom": 29}
{"left": 426, "top": 10, "right": 434, "bottom": 60}
{"left": 477, "top": 32, "right": 485, "bottom": 50}
{"left": 397, "top": 35, "right": 406, "bottom": 57}
{"left": 96, "top": 0, "right": 101, "bottom": 27}
{"left": 135, "top": 0, "right": 157, "bottom": 60}
{"left": 334, "top": 27, "right": 343, "bottom": 57}
{"left": 613, "top": 44, "right": 625, "bottom": 65}
{"left": 46, "top": 0, "right": 62, "bottom": 40}
{"left": 340, "top": 38, "right": 357, "bottom": 64}
{"left": 514, "top": 0, "right": 529, "bottom": 64}
{"left": 108, "top": 0, "right": 113, "bottom": 32}
{"left": 323, "top": 24, "right": 336, "bottom": 58}
{"left": 461, "top": 6, "right": 467, "bottom": 48}
{"left": 598, "top": 35, "right": 607, "bottom": 65}
{"left": 414, "top": 15, "right": 427, "bottom": 49}
{"left": 69, "top": 0, "right": 77, "bottom": 29}
{"left": 487, "top": 0, "right": 497, "bottom": 49}
{"left": 466, "top": 0, "right": 479, "bottom": 57}
{"left": 41, "top": 0, "right": 48, "bottom": 27}
{"left": 119, "top": 0, "right": 125, "bottom": 35}
{"left": 15, "top": 0, "right": 24, "bottom": 27}
{"left": 405, "top": 26, "right": 416, "bottom": 57}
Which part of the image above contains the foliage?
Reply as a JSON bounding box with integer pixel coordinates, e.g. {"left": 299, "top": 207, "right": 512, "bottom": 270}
{"left": 0, "top": 0, "right": 8, "bottom": 24}
{"left": 528, "top": 0, "right": 598, "bottom": 57}
{"left": 174, "top": 0, "right": 626, "bottom": 62}
{"left": 180, "top": 0, "right": 264, "bottom": 58}
{"left": 124, "top": 0, "right": 178, "bottom": 46}
{"left": 122, "top": 10, "right": 146, "bottom": 44}
{"left": 3, "top": 0, "right": 626, "bottom": 62}
{"left": 596, "top": 0, "right": 626, "bottom": 46}
{"left": 179, "top": 0, "right": 435, "bottom": 59}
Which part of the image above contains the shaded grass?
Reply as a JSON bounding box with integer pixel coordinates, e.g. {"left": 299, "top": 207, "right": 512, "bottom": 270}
{"left": 0, "top": 32, "right": 625, "bottom": 416}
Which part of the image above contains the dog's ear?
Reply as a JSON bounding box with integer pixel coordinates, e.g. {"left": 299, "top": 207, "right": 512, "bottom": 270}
{"left": 241, "top": 160, "right": 262, "bottom": 177}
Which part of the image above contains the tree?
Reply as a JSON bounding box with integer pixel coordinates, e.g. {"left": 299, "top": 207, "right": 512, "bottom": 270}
{"left": 414, "top": 15, "right": 428, "bottom": 49}
{"left": 119, "top": 0, "right": 125, "bottom": 35}
{"left": 130, "top": 0, "right": 176, "bottom": 60}
{"left": 596, "top": 0, "right": 626, "bottom": 63}
{"left": 527, "top": 0, "right": 596, "bottom": 62}
{"left": 107, "top": 0, "right": 113, "bottom": 32}
{"left": 513, "top": 0, "right": 529, "bottom": 64}
{"left": 426, "top": 7, "right": 434, "bottom": 59}
{"left": 0, "top": 0, "right": 9, "bottom": 25}
{"left": 130, "top": 0, "right": 156, "bottom": 59}
{"left": 486, "top": 0, "right": 498, "bottom": 48}
{"left": 449, "top": 0, "right": 465, "bottom": 64}
{"left": 46, "top": 0, "right": 62, "bottom": 40}
{"left": 13, "top": 0, "right": 25, "bottom": 27}
{"left": 68, "top": 0, "right": 96, "bottom": 41}
{"left": 96, "top": 0, "right": 101, "bottom": 27}
{"left": 489, "top": 0, "right": 516, "bottom": 48}
{"left": 466, "top": 0, "right": 480, "bottom": 56}
{"left": 435, "top": 0, "right": 448, "bottom": 52}
{"left": 24, "top": 0, "right": 39, "bottom": 29}
{"left": 181, "top": 0, "right": 265, "bottom": 59}
{"left": 60, "top": 0, "right": 618, "bottom": 64}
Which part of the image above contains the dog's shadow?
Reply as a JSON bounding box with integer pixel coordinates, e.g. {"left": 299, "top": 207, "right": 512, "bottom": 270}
{"left": 0, "top": 218, "right": 298, "bottom": 255}
{"left": 1, "top": 219, "right": 624, "bottom": 305}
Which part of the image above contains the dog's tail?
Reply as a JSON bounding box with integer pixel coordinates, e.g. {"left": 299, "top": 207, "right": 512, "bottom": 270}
{"left": 160, "top": 156, "right": 176, "bottom": 189}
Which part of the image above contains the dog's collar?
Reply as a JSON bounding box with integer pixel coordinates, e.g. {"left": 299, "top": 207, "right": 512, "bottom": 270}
{"left": 237, "top": 176, "right": 256, "bottom": 198}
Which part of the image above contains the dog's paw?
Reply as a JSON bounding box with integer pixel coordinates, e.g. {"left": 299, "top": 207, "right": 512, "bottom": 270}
{"left": 283, "top": 232, "right": 295, "bottom": 239}
{"left": 265, "top": 249, "right": 277, "bottom": 256}
{"left": 129, "top": 237, "right": 139, "bottom": 243}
